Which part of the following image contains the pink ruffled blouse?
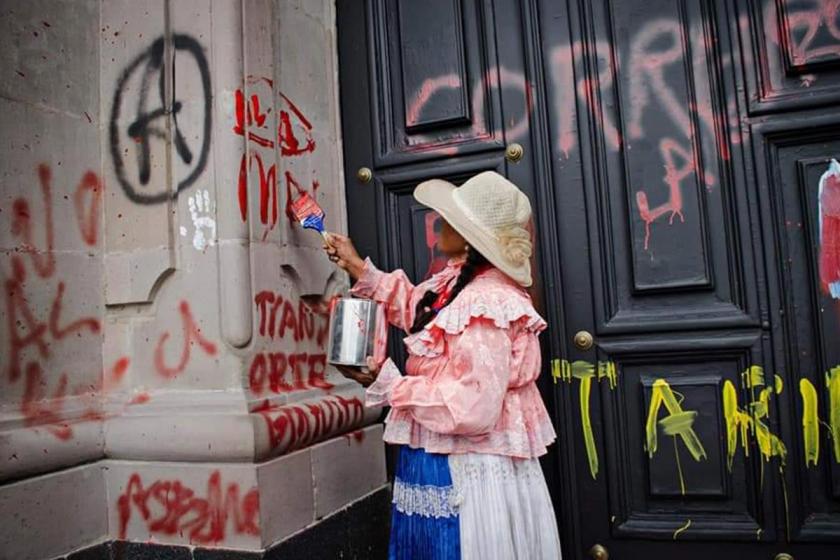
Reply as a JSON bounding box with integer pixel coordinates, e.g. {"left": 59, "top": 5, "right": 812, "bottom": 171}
{"left": 351, "top": 258, "right": 556, "bottom": 459}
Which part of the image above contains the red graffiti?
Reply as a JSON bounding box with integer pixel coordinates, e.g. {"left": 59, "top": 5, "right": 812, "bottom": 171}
{"left": 73, "top": 171, "right": 103, "bottom": 246}
{"left": 237, "top": 152, "right": 278, "bottom": 227}
{"left": 819, "top": 160, "right": 840, "bottom": 298}
{"left": 11, "top": 164, "right": 56, "bottom": 278}
{"left": 21, "top": 363, "right": 72, "bottom": 440}
{"left": 405, "top": 74, "right": 462, "bottom": 127}
{"left": 635, "top": 138, "right": 711, "bottom": 250}
{"left": 49, "top": 281, "right": 101, "bottom": 340}
{"left": 17, "top": 356, "right": 127, "bottom": 441}
{"left": 405, "top": 66, "right": 533, "bottom": 154}
{"left": 154, "top": 301, "right": 218, "bottom": 378}
{"left": 249, "top": 351, "right": 332, "bottom": 395}
{"left": 117, "top": 471, "right": 259, "bottom": 544}
{"left": 252, "top": 394, "right": 365, "bottom": 453}
{"left": 774, "top": 0, "right": 840, "bottom": 65}
{"left": 233, "top": 78, "right": 318, "bottom": 231}
{"left": 5, "top": 262, "right": 49, "bottom": 382}
{"left": 5, "top": 164, "right": 118, "bottom": 441}
{"left": 254, "top": 291, "right": 330, "bottom": 345}
{"left": 233, "top": 78, "right": 274, "bottom": 147}
{"left": 550, "top": 47, "right": 578, "bottom": 159}
{"left": 233, "top": 79, "right": 316, "bottom": 156}
{"left": 579, "top": 74, "right": 619, "bottom": 151}
{"left": 5, "top": 264, "right": 100, "bottom": 382}
{"left": 278, "top": 92, "right": 316, "bottom": 156}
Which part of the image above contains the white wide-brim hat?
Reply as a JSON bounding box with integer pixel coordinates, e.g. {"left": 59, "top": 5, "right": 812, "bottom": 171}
{"left": 414, "top": 171, "right": 533, "bottom": 287}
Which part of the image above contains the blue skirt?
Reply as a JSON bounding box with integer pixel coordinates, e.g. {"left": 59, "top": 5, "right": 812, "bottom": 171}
{"left": 389, "top": 445, "right": 461, "bottom": 560}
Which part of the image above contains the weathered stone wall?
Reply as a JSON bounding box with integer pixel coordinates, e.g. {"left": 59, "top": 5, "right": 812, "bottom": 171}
{"left": 0, "top": 1, "right": 386, "bottom": 558}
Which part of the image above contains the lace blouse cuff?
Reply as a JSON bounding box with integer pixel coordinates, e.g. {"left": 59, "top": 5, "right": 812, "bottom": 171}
{"left": 365, "top": 358, "right": 402, "bottom": 407}
{"left": 349, "top": 257, "right": 382, "bottom": 299}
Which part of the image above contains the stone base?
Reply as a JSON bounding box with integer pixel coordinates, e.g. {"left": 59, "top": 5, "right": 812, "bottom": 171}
{"left": 1, "top": 425, "right": 388, "bottom": 560}
{"left": 60, "top": 487, "right": 391, "bottom": 560}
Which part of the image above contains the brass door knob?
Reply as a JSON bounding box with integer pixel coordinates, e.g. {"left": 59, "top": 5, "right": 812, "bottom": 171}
{"left": 356, "top": 167, "right": 372, "bottom": 183}
{"left": 574, "top": 330, "right": 595, "bottom": 351}
{"left": 775, "top": 554, "right": 793, "bottom": 560}
{"left": 589, "top": 544, "right": 609, "bottom": 560}
{"left": 505, "top": 142, "right": 524, "bottom": 162}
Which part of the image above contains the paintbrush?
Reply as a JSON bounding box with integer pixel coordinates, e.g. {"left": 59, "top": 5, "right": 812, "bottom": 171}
{"left": 290, "top": 191, "right": 332, "bottom": 246}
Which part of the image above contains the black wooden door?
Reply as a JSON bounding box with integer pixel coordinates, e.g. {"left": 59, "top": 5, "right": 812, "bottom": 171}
{"left": 337, "top": 1, "right": 840, "bottom": 558}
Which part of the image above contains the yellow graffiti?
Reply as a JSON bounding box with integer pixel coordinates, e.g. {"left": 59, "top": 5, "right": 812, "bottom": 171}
{"left": 723, "top": 366, "right": 787, "bottom": 471}
{"left": 800, "top": 378, "right": 819, "bottom": 467}
{"left": 672, "top": 519, "right": 691, "bottom": 540}
{"left": 646, "top": 380, "right": 707, "bottom": 461}
{"left": 549, "top": 359, "right": 840, "bottom": 484}
{"left": 551, "top": 359, "right": 618, "bottom": 479}
{"left": 598, "top": 360, "right": 617, "bottom": 389}
{"left": 579, "top": 371, "right": 597, "bottom": 479}
{"left": 828, "top": 367, "right": 840, "bottom": 464}
{"left": 645, "top": 379, "right": 707, "bottom": 494}
{"left": 796, "top": 366, "right": 840, "bottom": 468}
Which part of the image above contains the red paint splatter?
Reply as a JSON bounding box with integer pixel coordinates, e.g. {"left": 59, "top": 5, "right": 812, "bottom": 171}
{"left": 98, "top": 356, "right": 131, "bottom": 394}
{"left": 345, "top": 429, "right": 365, "bottom": 444}
{"left": 154, "top": 301, "right": 218, "bottom": 379}
{"left": 129, "top": 392, "right": 151, "bottom": 405}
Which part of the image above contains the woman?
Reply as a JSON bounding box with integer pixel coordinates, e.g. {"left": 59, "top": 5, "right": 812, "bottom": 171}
{"left": 325, "top": 171, "right": 561, "bottom": 559}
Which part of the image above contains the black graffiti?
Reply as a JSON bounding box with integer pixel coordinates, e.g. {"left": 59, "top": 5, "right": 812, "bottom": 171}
{"left": 109, "top": 34, "right": 211, "bottom": 204}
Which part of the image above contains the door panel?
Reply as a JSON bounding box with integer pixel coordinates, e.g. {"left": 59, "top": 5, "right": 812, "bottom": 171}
{"left": 367, "top": 0, "right": 506, "bottom": 167}
{"left": 570, "top": 0, "right": 759, "bottom": 334}
{"left": 600, "top": 333, "right": 776, "bottom": 542}
{"left": 753, "top": 115, "right": 840, "bottom": 541}
{"left": 736, "top": 0, "right": 840, "bottom": 114}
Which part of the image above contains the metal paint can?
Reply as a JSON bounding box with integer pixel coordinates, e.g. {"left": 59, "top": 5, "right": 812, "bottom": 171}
{"left": 327, "top": 297, "right": 380, "bottom": 367}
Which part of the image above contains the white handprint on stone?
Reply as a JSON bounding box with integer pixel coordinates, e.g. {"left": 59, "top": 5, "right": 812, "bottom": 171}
{"left": 180, "top": 189, "right": 217, "bottom": 251}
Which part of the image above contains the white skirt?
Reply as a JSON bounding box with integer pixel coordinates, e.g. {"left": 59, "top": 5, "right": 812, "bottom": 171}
{"left": 448, "top": 452, "right": 563, "bottom": 560}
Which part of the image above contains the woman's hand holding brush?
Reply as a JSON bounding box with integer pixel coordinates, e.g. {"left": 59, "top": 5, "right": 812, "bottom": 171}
{"left": 323, "top": 233, "right": 366, "bottom": 280}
